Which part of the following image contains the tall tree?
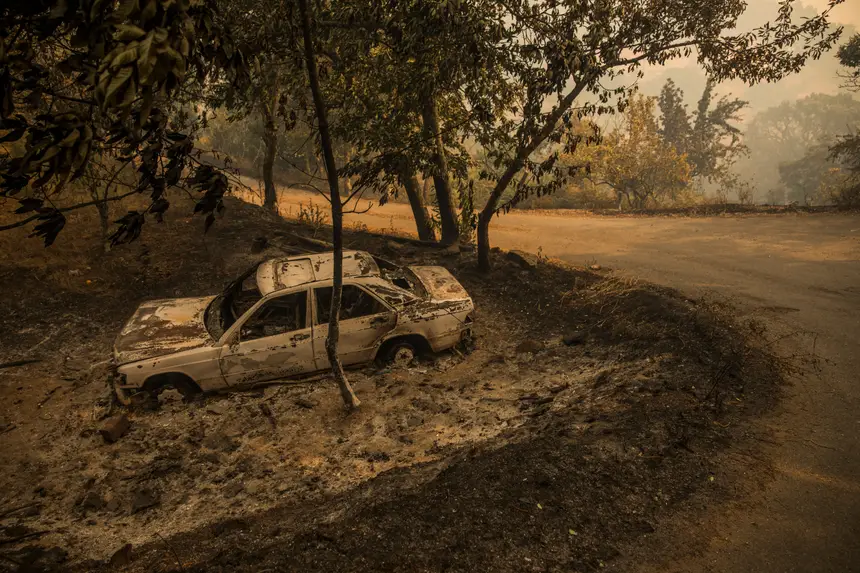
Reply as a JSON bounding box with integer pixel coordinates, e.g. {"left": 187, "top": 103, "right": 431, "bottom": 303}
{"left": 587, "top": 94, "right": 692, "bottom": 209}
{"left": 657, "top": 79, "right": 691, "bottom": 154}
{"left": 474, "top": 0, "right": 844, "bottom": 270}
{"left": 397, "top": 160, "right": 435, "bottom": 241}
{"left": 657, "top": 78, "right": 748, "bottom": 186}
{"left": 320, "top": 0, "right": 516, "bottom": 247}
{"left": 421, "top": 91, "right": 459, "bottom": 245}
{"left": 212, "top": 0, "right": 296, "bottom": 213}
{"left": 688, "top": 79, "right": 748, "bottom": 184}
{"left": 259, "top": 69, "right": 281, "bottom": 211}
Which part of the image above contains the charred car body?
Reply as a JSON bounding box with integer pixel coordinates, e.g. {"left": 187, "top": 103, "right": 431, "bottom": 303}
{"left": 111, "top": 251, "right": 474, "bottom": 403}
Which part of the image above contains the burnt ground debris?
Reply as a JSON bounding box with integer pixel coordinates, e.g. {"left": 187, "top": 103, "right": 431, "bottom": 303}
{"left": 0, "top": 196, "right": 784, "bottom": 572}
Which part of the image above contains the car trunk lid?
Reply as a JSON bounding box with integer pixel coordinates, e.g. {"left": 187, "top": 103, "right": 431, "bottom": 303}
{"left": 407, "top": 266, "right": 470, "bottom": 302}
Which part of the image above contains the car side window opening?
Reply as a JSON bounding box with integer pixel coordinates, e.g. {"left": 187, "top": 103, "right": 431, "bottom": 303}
{"left": 231, "top": 274, "right": 263, "bottom": 319}
{"left": 315, "top": 285, "right": 387, "bottom": 324}
{"left": 240, "top": 291, "right": 307, "bottom": 341}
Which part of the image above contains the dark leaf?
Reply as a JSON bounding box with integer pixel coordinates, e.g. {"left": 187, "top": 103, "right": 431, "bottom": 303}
{"left": 148, "top": 197, "right": 169, "bottom": 215}
{"left": 28, "top": 210, "right": 66, "bottom": 246}
{"left": 0, "top": 174, "right": 30, "bottom": 196}
{"left": 15, "top": 198, "right": 44, "bottom": 214}
{"left": 0, "top": 128, "right": 26, "bottom": 143}
{"left": 108, "top": 211, "right": 146, "bottom": 245}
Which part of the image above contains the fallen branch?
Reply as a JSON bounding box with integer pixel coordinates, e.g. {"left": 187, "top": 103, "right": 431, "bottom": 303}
{"left": 37, "top": 386, "right": 62, "bottom": 408}
{"left": 0, "top": 530, "right": 50, "bottom": 546}
{"left": 0, "top": 359, "right": 41, "bottom": 370}
{"left": 285, "top": 232, "right": 333, "bottom": 251}
{"left": 351, "top": 229, "right": 445, "bottom": 249}
{"left": 155, "top": 532, "right": 184, "bottom": 570}
{"left": 0, "top": 502, "right": 40, "bottom": 519}
{"left": 0, "top": 553, "right": 22, "bottom": 566}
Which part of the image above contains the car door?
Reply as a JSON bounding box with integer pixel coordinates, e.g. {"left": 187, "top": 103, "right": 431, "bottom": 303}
{"left": 311, "top": 283, "right": 397, "bottom": 368}
{"left": 219, "top": 288, "right": 315, "bottom": 387}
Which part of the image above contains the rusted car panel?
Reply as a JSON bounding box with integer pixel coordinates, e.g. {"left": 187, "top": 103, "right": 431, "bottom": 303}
{"left": 112, "top": 251, "right": 473, "bottom": 403}
{"left": 256, "top": 250, "right": 379, "bottom": 295}
{"left": 407, "top": 266, "right": 470, "bottom": 301}
{"left": 113, "top": 346, "right": 225, "bottom": 395}
{"left": 114, "top": 296, "right": 216, "bottom": 364}
{"left": 219, "top": 326, "right": 315, "bottom": 387}
{"left": 310, "top": 283, "right": 399, "bottom": 367}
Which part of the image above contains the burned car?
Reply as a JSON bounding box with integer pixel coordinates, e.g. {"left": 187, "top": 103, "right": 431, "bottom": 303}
{"left": 111, "top": 251, "right": 474, "bottom": 403}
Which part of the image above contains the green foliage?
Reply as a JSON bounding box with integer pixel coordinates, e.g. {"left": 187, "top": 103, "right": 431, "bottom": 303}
{"left": 583, "top": 94, "right": 692, "bottom": 209}
{"left": 837, "top": 33, "right": 860, "bottom": 91}
{"left": 323, "top": 0, "right": 517, "bottom": 198}
{"left": 1, "top": 0, "right": 849, "bottom": 256}
{"left": 456, "top": 180, "right": 478, "bottom": 244}
{"left": 688, "top": 80, "right": 748, "bottom": 184}
{"left": 0, "top": 0, "right": 248, "bottom": 244}
{"left": 657, "top": 79, "right": 691, "bottom": 155}
{"left": 295, "top": 201, "right": 328, "bottom": 236}
{"left": 657, "top": 79, "right": 748, "bottom": 185}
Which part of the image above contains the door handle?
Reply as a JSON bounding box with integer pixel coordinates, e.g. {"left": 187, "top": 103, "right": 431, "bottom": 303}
{"left": 290, "top": 333, "right": 310, "bottom": 343}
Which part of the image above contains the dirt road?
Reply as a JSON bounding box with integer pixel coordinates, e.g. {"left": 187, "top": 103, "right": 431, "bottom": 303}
{"left": 275, "top": 188, "right": 860, "bottom": 572}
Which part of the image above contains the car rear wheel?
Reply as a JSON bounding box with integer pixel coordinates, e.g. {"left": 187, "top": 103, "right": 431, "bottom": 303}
{"left": 383, "top": 341, "right": 417, "bottom": 368}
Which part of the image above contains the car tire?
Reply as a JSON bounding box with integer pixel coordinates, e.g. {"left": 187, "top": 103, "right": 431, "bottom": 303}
{"left": 143, "top": 374, "right": 202, "bottom": 404}
{"left": 383, "top": 341, "right": 417, "bottom": 368}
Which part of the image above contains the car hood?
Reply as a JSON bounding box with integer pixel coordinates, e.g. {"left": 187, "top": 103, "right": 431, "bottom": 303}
{"left": 407, "top": 266, "right": 470, "bottom": 302}
{"left": 114, "top": 296, "right": 216, "bottom": 365}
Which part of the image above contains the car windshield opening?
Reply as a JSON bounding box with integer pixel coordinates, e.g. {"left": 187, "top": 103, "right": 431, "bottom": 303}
{"left": 204, "top": 264, "right": 263, "bottom": 339}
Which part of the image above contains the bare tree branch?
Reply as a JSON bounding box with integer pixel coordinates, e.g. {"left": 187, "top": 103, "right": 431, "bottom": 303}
{"left": 0, "top": 189, "right": 140, "bottom": 232}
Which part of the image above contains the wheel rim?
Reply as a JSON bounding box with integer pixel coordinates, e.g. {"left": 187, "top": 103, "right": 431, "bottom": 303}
{"left": 392, "top": 346, "right": 415, "bottom": 367}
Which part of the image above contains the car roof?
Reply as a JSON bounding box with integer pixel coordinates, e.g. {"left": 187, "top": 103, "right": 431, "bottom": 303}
{"left": 256, "top": 250, "right": 380, "bottom": 295}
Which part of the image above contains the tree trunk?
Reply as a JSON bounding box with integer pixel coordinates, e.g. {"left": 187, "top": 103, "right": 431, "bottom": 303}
{"left": 476, "top": 209, "right": 491, "bottom": 271}
{"left": 421, "top": 92, "right": 459, "bottom": 246}
{"left": 477, "top": 157, "right": 522, "bottom": 271}
{"left": 262, "top": 120, "right": 277, "bottom": 211}
{"left": 298, "top": 0, "right": 360, "bottom": 410}
{"left": 477, "top": 78, "right": 592, "bottom": 271}
{"left": 422, "top": 177, "right": 431, "bottom": 204}
{"left": 261, "top": 79, "right": 280, "bottom": 212}
{"left": 95, "top": 199, "right": 110, "bottom": 253}
{"left": 341, "top": 147, "right": 353, "bottom": 197}
{"left": 401, "top": 168, "right": 435, "bottom": 241}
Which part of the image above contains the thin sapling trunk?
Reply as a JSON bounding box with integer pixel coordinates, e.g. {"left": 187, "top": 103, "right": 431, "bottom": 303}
{"left": 297, "top": 0, "right": 360, "bottom": 410}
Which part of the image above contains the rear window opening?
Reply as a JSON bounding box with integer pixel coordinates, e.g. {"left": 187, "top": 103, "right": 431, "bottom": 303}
{"left": 380, "top": 267, "right": 428, "bottom": 299}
